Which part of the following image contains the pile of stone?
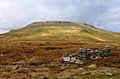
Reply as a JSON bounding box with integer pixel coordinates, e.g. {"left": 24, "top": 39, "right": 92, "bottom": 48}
{"left": 61, "top": 47, "right": 111, "bottom": 64}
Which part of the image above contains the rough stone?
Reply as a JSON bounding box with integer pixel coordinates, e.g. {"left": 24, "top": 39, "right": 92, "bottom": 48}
{"left": 75, "top": 59, "right": 83, "bottom": 64}
{"left": 105, "top": 72, "right": 113, "bottom": 76}
{"left": 81, "top": 71, "right": 91, "bottom": 75}
{"left": 62, "top": 57, "right": 70, "bottom": 62}
{"left": 12, "top": 65, "right": 20, "bottom": 70}
{"left": 88, "top": 64, "right": 97, "bottom": 68}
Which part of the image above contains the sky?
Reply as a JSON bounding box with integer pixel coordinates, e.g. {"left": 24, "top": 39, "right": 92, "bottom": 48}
{"left": 0, "top": 0, "right": 120, "bottom": 34}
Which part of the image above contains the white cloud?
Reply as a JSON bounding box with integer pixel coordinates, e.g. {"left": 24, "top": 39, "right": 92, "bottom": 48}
{"left": 0, "top": 29, "right": 9, "bottom": 34}
{"left": 0, "top": 0, "right": 120, "bottom": 32}
{"left": 98, "top": 7, "right": 120, "bottom": 31}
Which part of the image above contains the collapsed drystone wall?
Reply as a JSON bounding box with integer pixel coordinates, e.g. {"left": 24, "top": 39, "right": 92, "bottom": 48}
{"left": 61, "top": 47, "right": 111, "bottom": 64}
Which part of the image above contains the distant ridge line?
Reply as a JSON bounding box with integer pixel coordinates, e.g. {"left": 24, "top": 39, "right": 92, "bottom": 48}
{"left": 25, "top": 21, "right": 80, "bottom": 28}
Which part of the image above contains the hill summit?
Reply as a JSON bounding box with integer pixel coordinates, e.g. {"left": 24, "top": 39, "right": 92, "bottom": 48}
{"left": 1, "top": 21, "right": 120, "bottom": 43}
{"left": 25, "top": 21, "right": 80, "bottom": 28}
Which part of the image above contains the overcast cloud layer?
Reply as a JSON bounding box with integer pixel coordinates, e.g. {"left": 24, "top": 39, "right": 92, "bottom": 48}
{"left": 0, "top": 0, "right": 120, "bottom": 34}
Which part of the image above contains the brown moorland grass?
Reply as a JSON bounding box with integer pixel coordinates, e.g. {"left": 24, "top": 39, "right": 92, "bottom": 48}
{"left": 0, "top": 21, "right": 120, "bottom": 78}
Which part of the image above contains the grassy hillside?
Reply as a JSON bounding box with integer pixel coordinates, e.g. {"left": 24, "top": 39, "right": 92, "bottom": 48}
{"left": 1, "top": 21, "right": 120, "bottom": 44}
